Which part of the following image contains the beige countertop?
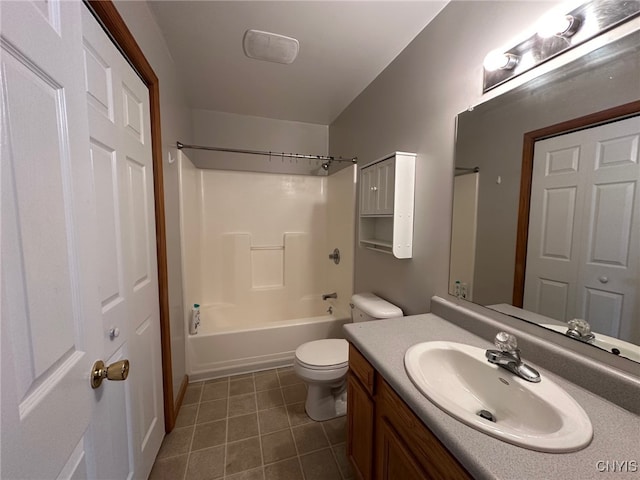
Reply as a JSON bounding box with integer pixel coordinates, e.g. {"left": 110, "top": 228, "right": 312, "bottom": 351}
{"left": 344, "top": 313, "right": 640, "bottom": 480}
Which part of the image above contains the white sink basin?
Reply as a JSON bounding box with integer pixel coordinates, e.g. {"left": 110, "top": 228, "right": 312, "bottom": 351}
{"left": 404, "top": 341, "right": 593, "bottom": 452}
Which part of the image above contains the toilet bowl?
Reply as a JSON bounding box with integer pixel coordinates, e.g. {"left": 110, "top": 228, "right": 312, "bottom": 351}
{"left": 294, "top": 293, "right": 403, "bottom": 421}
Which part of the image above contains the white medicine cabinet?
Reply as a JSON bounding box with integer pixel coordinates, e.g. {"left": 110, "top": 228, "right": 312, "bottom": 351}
{"left": 358, "top": 152, "right": 416, "bottom": 258}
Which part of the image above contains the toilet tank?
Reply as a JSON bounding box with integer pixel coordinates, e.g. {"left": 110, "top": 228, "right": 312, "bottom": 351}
{"left": 350, "top": 293, "right": 403, "bottom": 323}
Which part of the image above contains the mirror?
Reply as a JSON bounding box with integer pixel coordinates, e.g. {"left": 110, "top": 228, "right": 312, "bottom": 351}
{"left": 451, "top": 28, "right": 640, "bottom": 363}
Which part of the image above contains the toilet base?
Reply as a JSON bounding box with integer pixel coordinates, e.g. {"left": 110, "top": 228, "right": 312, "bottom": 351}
{"left": 304, "top": 382, "right": 347, "bottom": 421}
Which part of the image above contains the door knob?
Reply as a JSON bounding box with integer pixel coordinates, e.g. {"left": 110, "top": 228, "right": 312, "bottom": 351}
{"left": 598, "top": 276, "right": 609, "bottom": 284}
{"left": 91, "top": 359, "right": 130, "bottom": 389}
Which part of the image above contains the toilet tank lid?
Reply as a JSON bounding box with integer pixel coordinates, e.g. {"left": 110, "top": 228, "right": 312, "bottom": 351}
{"left": 351, "top": 293, "right": 403, "bottom": 318}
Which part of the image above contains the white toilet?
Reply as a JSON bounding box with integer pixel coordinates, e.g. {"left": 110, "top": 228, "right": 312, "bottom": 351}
{"left": 293, "top": 293, "right": 403, "bottom": 421}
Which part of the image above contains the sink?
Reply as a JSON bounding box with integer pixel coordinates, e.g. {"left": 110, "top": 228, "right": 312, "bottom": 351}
{"left": 404, "top": 341, "right": 593, "bottom": 452}
{"left": 541, "top": 324, "right": 640, "bottom": 363}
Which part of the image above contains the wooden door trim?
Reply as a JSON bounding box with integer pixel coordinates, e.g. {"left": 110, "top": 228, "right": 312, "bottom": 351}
{"left": 86, "top": 0, "right": 179, "bottom": 432}
{"left": 513, "top": 100, "right": 640, "bottom": 307}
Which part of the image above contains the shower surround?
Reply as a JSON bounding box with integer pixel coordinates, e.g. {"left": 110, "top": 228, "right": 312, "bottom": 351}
{"left": 179, "top": 152, "right": 355, "bottom": 379}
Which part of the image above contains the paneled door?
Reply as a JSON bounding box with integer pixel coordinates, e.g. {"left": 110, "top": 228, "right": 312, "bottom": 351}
{"left": 81, "top": 6, "right": 164, "bottom": 479}
{"left": 1, "top": 2, "right": 163, "bottom": 478}
{"left": 524, "top": 115, "right": 640, "bottom": 343}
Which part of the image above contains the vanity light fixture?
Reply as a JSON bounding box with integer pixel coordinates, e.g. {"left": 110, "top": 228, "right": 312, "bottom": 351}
{"left": 482, "top": 0, "right": 640, "bottom": 92}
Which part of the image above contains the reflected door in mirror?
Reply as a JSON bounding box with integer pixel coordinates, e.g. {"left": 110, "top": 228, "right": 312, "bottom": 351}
{"left": 524, "top": 115, "right": 640, "bottom": 345}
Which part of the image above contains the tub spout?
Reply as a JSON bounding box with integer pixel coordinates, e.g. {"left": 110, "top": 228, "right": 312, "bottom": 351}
{"left": 322, "top": 292, "right": 337, "bottom": 301}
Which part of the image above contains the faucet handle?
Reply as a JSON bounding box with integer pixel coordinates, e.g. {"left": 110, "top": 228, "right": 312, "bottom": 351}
{"left": 494, "top": 332, "right": 518, "bottom": 352}
{"left": 568, "top": 318, "right": 591, "bottom": 336}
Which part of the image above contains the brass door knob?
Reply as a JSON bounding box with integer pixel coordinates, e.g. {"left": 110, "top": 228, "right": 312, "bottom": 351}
{"left": 91, "top": 359, "right": 130, "bottom": 389}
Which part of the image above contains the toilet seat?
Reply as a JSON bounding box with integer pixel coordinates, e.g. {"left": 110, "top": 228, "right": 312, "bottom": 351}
{"left": 295, "top": 339, "right": 348, "bottom": 370}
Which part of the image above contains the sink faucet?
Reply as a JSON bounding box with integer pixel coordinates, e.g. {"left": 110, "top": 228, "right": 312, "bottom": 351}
{"left": 322, "top": 292, "right": 337, "bottom": 301}
{"left": 485, "top": 332, "right": 541, "bottom": 383}
{"left": 565, "top": 319, "right": 595, "bottom": 344}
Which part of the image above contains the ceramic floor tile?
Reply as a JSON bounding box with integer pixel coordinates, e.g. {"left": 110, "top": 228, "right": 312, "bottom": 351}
{"left": 156, "top": 426, "right": 193, "bottom": 459}
{"left": 192, "top": 420, "right": 227, "bottom": 451}
{"left": 197, "top": 399, "right": 228, "bottom": 424}
{"left": 254, "top": 371, "right": 280, "bottom": 392}
{"left": 277, "top": 371, "right": 303, "bottom": 387}
{"left": 282, "top": 384, "right": 306, "bottom": 405}
{"left": 205, "top": 377, "right": 229, "bottom": 384}
{"left": 322, "top": 416, "right": 346, "bottom": 445}
{"left": 174, "top": 403, "right": 198, "bottom": 428}
{"left": 230, "top": 377, "right": 255, "bottom": 397}
{"left": 264, "top": 458, "right": 303, "bottom": 480}
{"left": 227, "top": 413, "right": 259, "bottom": 442}
{"left": 286, "top": 402, "right": 313, "bottom": 427}
{"left": 228, "top": 393, "right": 257, "bottom": 417}
{"left": 225, "top": 437, "right": 262, "bottom": 475}
{"left": 149, "top": 454, "right": 188, "bottom": 480}
{"left": 183, "top": 384, "right": 203, "bottom": 405}
{"left": 332, "top": 443, "right": 353, "bottom": 480}
{"left": 258, "top": 407, "right": 290, "bottom": 434}
{"left": 226, "top": 467, "right": 264, "bottom": 480}
{"left": 202, "top": 382, "right": 228, "bottom": 402}
{"left": 186, "top": 445, "right": 225, "bottom": 480}
{"left": 292, "top": 423, "right": 329, "bottom": 454}
{"left": 256, "top": 389, "right": 284, "bottom": 410}
{"left": 299, "top": 448, "right": 342, "bottom": 480}
{"left": 261, "top": 429, "right": 297, "bottom": 464}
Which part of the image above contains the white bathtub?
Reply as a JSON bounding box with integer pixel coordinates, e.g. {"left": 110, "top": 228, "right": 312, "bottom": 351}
{"left": 187, "top": 304, "right": 351, "bottom": 381}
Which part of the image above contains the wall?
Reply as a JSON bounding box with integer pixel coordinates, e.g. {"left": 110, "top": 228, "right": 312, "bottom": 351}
{"left": 114, "top": 1, "right": 192, "bottom": 401}
{"left": 190, "top": 110, "right": 329, "bottom": 175}
{"left": 329, "top": 1, "right": 560, "bottom": 314}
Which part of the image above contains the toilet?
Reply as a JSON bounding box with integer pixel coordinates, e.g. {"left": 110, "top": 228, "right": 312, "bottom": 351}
{"left": 293, "top": 293, "right": 403, "bottom": 421}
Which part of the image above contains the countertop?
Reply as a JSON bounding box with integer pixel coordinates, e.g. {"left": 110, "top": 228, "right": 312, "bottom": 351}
{"left": 344, "top": 313, "right": 640, "bottom": 480}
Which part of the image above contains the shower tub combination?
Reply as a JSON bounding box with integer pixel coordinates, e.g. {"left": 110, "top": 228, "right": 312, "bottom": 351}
{"left": 180, "top": 152, "right": 356, "bottom": 381}
{"left": 187, "top": 302, "right": 351, "bottom": 381}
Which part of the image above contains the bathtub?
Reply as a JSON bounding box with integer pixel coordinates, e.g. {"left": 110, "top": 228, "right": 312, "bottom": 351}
{"left": 187, "top": 303, "right": 351, "bottom": 381}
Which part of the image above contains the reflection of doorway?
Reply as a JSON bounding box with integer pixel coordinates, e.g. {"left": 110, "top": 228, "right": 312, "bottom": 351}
{"left": 450, "top": 172, "right": 479, "bottom": 300}
{"left": 513, "top": 103, "right": 640, "bottom": 344}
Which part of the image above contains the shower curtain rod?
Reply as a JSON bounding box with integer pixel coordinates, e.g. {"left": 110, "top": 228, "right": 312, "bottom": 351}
{"left": 455, "top": 166, "right": 479, "bottom": 172}
{"left": 176, "top": 142, "right": 357, "bottom": 163}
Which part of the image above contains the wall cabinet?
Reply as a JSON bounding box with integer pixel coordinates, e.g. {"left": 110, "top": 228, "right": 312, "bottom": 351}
{"left": 359, "top": 152, "right": 415, "bottom": 258}
{"left": 347, "top": 344, "right": 471, "bottom": 480}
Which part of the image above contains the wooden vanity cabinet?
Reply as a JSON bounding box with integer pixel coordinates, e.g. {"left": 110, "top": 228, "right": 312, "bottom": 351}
{"left": 348, "top": 344, "right": 472, "bottom": 480}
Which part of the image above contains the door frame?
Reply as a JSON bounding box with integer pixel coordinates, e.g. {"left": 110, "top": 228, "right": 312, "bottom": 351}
{"left": 86, "top": 0, "right": 187, "bottom": 433}
{"left": 512, "top": 99, "right": 640, "bottom": 307}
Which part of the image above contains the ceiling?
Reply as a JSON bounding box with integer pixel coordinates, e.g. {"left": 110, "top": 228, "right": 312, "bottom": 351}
{"left": 148, "top": 1, "right": 448, "bottom": 125}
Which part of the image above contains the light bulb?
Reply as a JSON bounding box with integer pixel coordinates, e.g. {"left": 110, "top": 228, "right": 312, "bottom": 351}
{"left": 537, "top": 14, "right": 578, "bottom": 38}
{"left": 483, "top": 50, "right": 519, "bottom": 72}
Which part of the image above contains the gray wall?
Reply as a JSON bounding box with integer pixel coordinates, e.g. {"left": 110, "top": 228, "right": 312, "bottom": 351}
{"left": 115, "top": 1, "right": 193, "bottom": 402}
{"left": 329, "top": 1, "right": 559, "bottom": 315}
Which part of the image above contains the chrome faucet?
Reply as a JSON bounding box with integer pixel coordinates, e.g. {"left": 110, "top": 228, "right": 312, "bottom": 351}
{"left": 485, "top": 332, "right": 541, "bottom": 383}
{"left": 322, "top": 292, "right": 337, "bottom": 301}
{"left": 565, "top": 319, "right": 595, "bottom": 344}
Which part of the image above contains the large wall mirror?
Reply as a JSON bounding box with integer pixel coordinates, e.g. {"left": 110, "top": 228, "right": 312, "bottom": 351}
{"left": 451, "top": 27, "right": 640, "bottom": 364}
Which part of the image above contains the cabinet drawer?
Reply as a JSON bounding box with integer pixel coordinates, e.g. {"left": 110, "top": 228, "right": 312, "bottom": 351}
{"left": 349, "top": 344, "right": 375, "bottom": 395}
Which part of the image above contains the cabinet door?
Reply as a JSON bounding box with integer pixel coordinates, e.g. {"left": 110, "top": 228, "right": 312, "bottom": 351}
{"left": 377, "top": 417, "right": 428, "bottom": 480}
{"left": 375, "top": 158, "right": 395, "bottom": 215}
{"left": 347, "top": 374, "right": 374, "bottom": 480}
{"left": 360, "top": 166, "right": 376, "bottom": 215}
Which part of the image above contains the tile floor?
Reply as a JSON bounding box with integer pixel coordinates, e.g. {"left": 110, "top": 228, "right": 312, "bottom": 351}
{"left": 149, "top": 367, "right": 354, "bottom": 480}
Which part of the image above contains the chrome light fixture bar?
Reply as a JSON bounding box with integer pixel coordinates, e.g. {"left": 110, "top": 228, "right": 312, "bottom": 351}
{"left": 483, "top": 0, "right": 640, "bottom": 92}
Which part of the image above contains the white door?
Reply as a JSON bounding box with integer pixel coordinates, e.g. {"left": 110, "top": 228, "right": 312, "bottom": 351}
{"left": 81, "top": 7, "right": 164, "bottom": 479}
{"left": 1, "top": 2, "right": 164, "bottom": 478}
{"left": 1, "top": 1, "right": 101, "bottom": 478}
{"left": 375, "top": 157, "right": 395, "bottom": 215}
{"left": 524, "top": 115, "right": 640, "bottom": 344}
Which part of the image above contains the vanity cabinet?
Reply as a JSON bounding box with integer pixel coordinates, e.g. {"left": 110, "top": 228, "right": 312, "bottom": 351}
{"left": 348, "top": 344, "right": 471, "bottom": 480}
{"left": 359, "top": 152, "right": 415, "bottom": 258}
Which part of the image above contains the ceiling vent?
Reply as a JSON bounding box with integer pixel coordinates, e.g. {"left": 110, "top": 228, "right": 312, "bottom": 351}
{"left": 243, "top": 29, "right": 299, "bottom": 65}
